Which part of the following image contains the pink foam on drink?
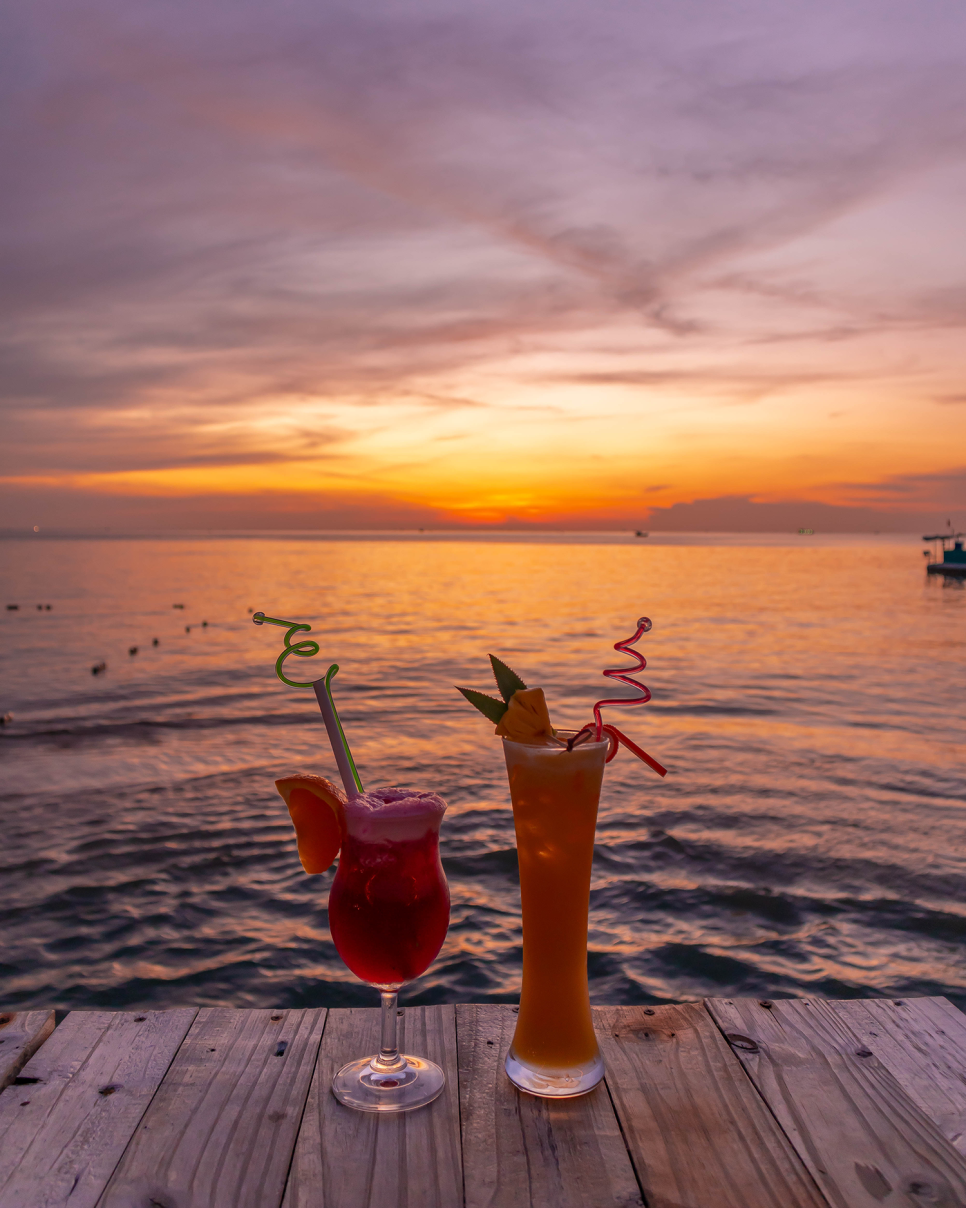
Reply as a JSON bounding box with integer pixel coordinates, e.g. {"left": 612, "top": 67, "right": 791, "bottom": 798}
{"left": 343, "top": 786, "right": 447, "bottom": 842}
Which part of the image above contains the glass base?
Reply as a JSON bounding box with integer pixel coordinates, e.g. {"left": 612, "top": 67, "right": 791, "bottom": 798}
{"left": 332, "top": 1054, "right": 446, "bottom": 1112}
{"left": 504, "top": 1047, "right": 605, "bottom": 1098}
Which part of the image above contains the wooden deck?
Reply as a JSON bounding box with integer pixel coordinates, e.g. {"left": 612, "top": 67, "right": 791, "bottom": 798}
{"left": 2, "top": 997, "right": 966, "bottom": 1207}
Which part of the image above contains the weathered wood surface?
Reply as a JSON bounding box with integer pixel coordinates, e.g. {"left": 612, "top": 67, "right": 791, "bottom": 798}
{"left": 0, "top": 1009, "right": 56, "bottom": 1091}
{"left": 457, "top": 1004, "right": 642, "bottom": 1208}
{"left": 101, "top": 1007, "right": 326, "bottom": 1208}
{"left": 707, "top": 997, "right": 966, "bottom": 1208}
{"left": 0, "top": 1008, "right": 197, "bottom": 1208}
{"left": 826, "top": 997, "right": 966, "bottom": 1158}
{"left": 596, "top": 1002, "right": 825, "bottom": 1208}
{"left": 283, "top": 1005, "right": 462, "bottom": 1208}
{"left": 3, "top": 997, "right": 966, "bottom": 1208}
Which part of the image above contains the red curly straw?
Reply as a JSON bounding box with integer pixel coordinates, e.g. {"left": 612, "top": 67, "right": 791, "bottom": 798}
{"left": 579, "top": 617, "right": 667, "bottom": 778}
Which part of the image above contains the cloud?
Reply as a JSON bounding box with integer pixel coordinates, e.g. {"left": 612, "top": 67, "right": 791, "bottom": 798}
{"left": 641, "top": 465, "right": 966, "bottom": 532}
{"left": 0, "top": 482, "right": 452, "bottom": 533}
{"left": 2, "top": 0, "right": 966, "bottom": 510}
{"left": 543, "top": 366, "right": 874, "bottom": 405}
{"left": 4, "top": 476, "right": 961, "bottom": 534}
{"left": 832, "top": 467, "right": 966, "bottom": 507}
{"left": 643, "top": 493, "right": 964, "bottom": 533}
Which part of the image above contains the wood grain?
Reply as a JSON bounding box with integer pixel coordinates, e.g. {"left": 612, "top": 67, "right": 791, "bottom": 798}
{"left": 0, "top": 1009, "right": 56, "bottom": 1091}
{"left": 100, "top": 1006, "right": 326, "bottom": 1208}
{"left": 825, "top": 997, "right": 966, "bottom": 1157}
{"left": 707, "top": 997, "right": 966, "bottom": 1208}
{"left": 0, "top": 1008, "right": 196, "bottom": 1208}
{"left": 283, "top": 1005, "right": 462, "bottom": 1208}
{"left": 457, "top": 1004, "right": 642, "bottom": 1208}
{"left": 596, "top": 1002, "right": 825, "bottom": 1208}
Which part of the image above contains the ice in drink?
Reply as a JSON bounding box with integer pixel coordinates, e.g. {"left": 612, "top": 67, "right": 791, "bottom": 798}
{"left": 503, "top": 735, "right": 607, "bottom": 1094}
{"left": 456, "top": 631, "right": 666, "bottom": 1098}
{"left": 328, "top": 787, "right": 449, "bottom": 988}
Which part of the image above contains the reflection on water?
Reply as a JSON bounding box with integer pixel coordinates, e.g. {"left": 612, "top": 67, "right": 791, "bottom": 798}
{"left": 1, "top": 533, "right": 964, "bottom": 1011}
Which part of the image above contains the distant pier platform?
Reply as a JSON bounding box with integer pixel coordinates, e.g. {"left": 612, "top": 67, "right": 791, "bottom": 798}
{"left": 2, "top": 996, "right": 966, "bottom": 1207}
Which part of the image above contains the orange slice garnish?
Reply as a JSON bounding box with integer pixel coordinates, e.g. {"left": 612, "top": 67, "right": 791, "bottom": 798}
{"left": 275, "top": 773, "right": 347, "bottom": 874}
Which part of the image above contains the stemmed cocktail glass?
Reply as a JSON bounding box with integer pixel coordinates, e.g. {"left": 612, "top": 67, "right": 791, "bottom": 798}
{"left": 328, "top": 787, "right": 450, "bottom": 1112}
{"left": 253, "top": 612, "right": 451, "bottom": 1113}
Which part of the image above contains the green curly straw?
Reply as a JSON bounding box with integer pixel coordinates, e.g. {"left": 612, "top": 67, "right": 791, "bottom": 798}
{"left": 252, "top": 612, "right": 363, "bottom": 798}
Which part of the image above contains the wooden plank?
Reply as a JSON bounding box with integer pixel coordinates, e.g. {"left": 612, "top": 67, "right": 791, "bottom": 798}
{"left": 0, "top": 1009, "right": 56, "bottom": 1091}
{"left": 825, "top": 997, "right": 966, "bottom": 1157}
{"left": 457, "top": 1004, "right": 642, "bottom": 1208}
{"left": 0, "top": 1008, "right": 197, "bottom": 1208}
{"left": 284, "top": 1005, "right": 462, "bottom": 1208}
{"left": 100, "top": 1007, "right": 326, "bottom": 1208}
{"left": 596, "top": 1003, "right": 825, "bottom": 1208}
{"left": 707, "top": 997, "right": 966, "bottom": 1208}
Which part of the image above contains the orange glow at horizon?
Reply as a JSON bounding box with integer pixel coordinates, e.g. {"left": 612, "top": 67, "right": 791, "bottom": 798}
{"left": 4, "top": 364, "right": 962, "bottom": 526}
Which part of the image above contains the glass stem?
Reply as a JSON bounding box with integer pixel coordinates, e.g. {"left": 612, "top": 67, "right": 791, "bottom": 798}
{"left": 373, "top": 990, "right": 406, "bottom": 1072}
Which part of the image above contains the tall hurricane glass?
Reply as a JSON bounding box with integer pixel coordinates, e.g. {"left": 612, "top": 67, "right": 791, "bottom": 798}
{"left": 503, "top": 733, "right": 607, "bottom": 1096}
{"left": 327, "top": 787, "right": 450, "bottom": 1112}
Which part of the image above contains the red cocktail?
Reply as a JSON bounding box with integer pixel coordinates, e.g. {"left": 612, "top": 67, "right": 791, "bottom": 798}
{"left": 329, "top": 795, "right": 450, "bottom": 987}
{"left": 327, "top": 786, "right": 450, "bottom": 1112}
{"left": 256, "top": 612, "right": 452, "bottom": 1113}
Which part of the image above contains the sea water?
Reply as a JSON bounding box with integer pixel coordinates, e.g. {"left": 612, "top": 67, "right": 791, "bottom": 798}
{"left": 0, "top": 532, "right": 963, "bottom": 1010}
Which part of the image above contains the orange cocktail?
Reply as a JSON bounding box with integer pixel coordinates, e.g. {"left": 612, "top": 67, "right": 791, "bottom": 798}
{"left": 503, "top": 733, "right": 608, "bottom": 1096}
{"left": 455, "top": 623, "right": 667, "bottom": 1096}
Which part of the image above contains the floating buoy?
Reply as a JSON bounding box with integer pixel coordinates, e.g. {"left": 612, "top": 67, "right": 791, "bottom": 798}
{"left": 185, "top": 625, "right": 191, "bottom": 633}
{"left": 129, "top": 646, "right": 138, "bottom": 656}
{"left": 152, "top": 637, "right": 159, "bottom": 646}
{"left": 45, "top": 604, "right": 52, "bottom": 610}
{"left": 37, "top": 604, "right": 43, "bottom": 611}
{"left": 202, "top": 620, "right": 208, "bottom": 627}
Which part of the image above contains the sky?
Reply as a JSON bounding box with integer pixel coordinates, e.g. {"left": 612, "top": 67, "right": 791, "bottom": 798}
{"left": 2, "top": 0, "right": 965, "bottom": 531}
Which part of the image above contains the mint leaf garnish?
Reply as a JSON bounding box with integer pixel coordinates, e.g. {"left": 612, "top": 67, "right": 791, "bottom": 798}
{"left": 489, "top": 655, "right": 527, "bottom": 704}
{"left": 456, "top": 686, "right": 509, "bottom": 724}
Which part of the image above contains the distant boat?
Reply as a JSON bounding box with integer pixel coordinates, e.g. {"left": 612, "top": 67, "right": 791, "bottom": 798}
{"left": 634, "top": 530, "right": 649, "bottom": 538}
{"left": 924, "top": 528, "right": 966, "bottom": 576}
